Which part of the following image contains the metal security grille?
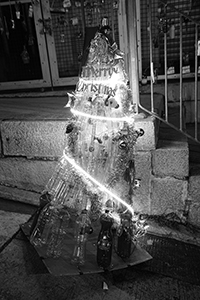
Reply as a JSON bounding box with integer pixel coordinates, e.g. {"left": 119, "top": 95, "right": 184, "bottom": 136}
{"left": 50, "top": 1, "right": 84, "bottom": 77}
{"left": 138, "top": 0, "right": 200, "bottom": 144}
{"left": 140, "top": 0, "right": 200, "bottom": 77}
{"left": 159, "top": 0, "right": 200, "bottom": 75}
{"left": 49, "top": 0, "right": 120, "bottom": 78}
{"left": 140, "top": 0, "right": 159, "bottom": 76}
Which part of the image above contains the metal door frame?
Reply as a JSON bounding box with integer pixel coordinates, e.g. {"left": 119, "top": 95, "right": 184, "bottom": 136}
{"left": 41, "top": 0, "right": 78, "bottom": 88}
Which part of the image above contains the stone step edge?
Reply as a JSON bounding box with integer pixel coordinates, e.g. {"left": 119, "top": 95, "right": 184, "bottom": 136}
{"left": 0, "top": 116, "right": 159, "bottom": 159}
{"left": 0, "top": 184, "right": 40, "bottom": 206}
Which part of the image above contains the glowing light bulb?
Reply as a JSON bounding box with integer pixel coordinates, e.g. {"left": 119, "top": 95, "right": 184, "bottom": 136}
{"left": 71, "top": 108, "right": 135, "bottom": 123}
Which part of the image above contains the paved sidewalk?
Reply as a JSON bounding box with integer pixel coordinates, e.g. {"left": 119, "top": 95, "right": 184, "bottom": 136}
{"left": 1, "top": 206, "right": 200, "bottom": 300}
{"left": 1, "top": 93, "right": 200, "bottom": 299}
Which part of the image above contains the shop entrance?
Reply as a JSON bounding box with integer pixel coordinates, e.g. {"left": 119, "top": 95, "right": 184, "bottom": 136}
{"left": 0, "top": 0, "right": 120, "bottom": 91}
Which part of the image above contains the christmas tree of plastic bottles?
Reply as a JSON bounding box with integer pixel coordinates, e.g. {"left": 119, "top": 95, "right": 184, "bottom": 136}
{"left": 30, "top": 29, "right": 147, "bottom": 263}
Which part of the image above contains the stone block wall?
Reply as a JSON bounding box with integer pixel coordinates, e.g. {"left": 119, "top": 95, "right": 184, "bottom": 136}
{"left": 0, "top": 120, "right": 66, "bottom": 205}
{"left": 0, "top": 116, "right": 200, "bottom": 228}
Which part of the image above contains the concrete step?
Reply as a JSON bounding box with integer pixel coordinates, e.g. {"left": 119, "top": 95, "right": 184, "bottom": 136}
{"left": 0, "top": 93, "right": 164, "bottom": 210}
{"left": 0, "top": 96, "right": 69, "bottom": 205}
{"left": 0, "top": 120, "right": 67, "bottom": 158}
{"left": 0, "top": 157, "right": 57, "bottom": 206}
{"left": 149, "top": 103, "right": 191, "bottom": 222}
{"left": 151, "top": 103, "right": 200, "bottom": 229}
{"left": 1, "top": 94, "right": 198, "bottom": 229}
{"left": 153, "top": 103, "right": 189, "bottom": 179}
{"left": 135, "top": 93, "right": 164, "bottom": 151}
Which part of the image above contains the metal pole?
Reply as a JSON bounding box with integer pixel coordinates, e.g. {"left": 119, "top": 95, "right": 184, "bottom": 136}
{"left": 195, "top": 24, "right": 198, "bottom": 140}
{"left": 164, "top": 5, "right": 168, "bottom": 122}
{"left": 111, "top": 0, "right": 115, "bottom": 41}
{"left": 126, "top": 0, "right": 140, "bottom": 114}
{"left": 81, "top": 0, "right": 86, "bottom": 38}
{"left": 179, "top": 16, "right": 183, "bottom": 130}
{"left": 148, "top": 0, "right": 154, "bottom": 113}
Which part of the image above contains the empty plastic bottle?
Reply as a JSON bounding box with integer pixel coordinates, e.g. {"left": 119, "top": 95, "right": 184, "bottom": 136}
{"left": 46, "top": 206, "right": 70, "bottom": 258}
{"left": 71, "top": 209, "right": 93, "bottom": 266}
{"left": 30, "top": 203, "right": 54, "bottom": 247}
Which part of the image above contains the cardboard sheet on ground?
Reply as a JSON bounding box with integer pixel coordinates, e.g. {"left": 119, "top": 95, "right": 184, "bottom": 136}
{"left": 21, "top": 220, "right": 152, "bottom": 276}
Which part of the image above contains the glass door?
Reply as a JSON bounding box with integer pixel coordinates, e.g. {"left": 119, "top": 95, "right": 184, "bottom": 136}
{"left": 0, "top": 0, "right": 121, "bottom": 91}
{"left": 0, "top": 0, "right": 51, "bottom": 91}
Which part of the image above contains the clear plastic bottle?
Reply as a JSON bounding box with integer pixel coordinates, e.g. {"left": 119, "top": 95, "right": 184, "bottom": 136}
{"left": 30, "top": 203, "right": 54, "bottom": 247}
{"left": 29, "top": 191, "right": 51, "bottom": 237}
{"left": 71, "top": 209, "right": 93, "bottom": 266}
{"left": 46, "top": 206, "right": 70, "bottom": 258}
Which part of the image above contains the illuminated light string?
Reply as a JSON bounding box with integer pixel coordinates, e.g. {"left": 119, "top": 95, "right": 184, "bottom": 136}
{"left": 62, "top": 151, "right": 135, "bottom": 216}
{"left": 71, "top": 108, "right": 135, "bottom": 123}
